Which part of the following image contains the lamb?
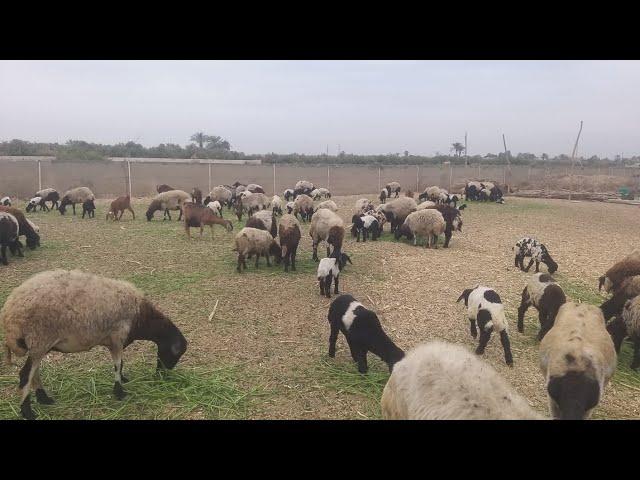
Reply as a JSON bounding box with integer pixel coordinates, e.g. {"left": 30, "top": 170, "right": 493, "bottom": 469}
{"left": 385, "top": 182, "right": 401, "bottom": 198}
{"left": 206, "top": 200, "right": 223, "bottom": 217}
{"left": 26, "top": 196, "right": 48, "bottom": 213}
{"left": 283, "top": 189, "right": 295, "bottom": 201}
{"left": 350, "top": 214, "right": 380, "bottom": 242}
{"left": 309, "top": 208, "right": 345, "bottom": 261}
{"left": 81, "top": 199, "right": 96, "bottom": 219}
{"left": 0, "top": 212, "right": 22, "bottom": 265}
{"left": 35, "top": 188, "right": 60, "bottom": 210}
{"left": 58, "top": 187, "right": 95, "bottom": 215}
{"left": 311, "top": 188, "right": 331, "bottom": 200}
{"left": 278, "top": 214, "right": 302, "bottom": 272}
{"left": 271, "top": 195, "right": 283, "bottom": 215}
{"left": 600, "top": 275, "right": 640, "bottom": 320}
{"left": 145, "top": 190, "right": 191, "bottom": 221}
{"left": 246, "top": 184, "right": 265, "bottom": 194}
{"left": 381, "top": 341, "right": 544, "bottom": 420}
{"left": 422, "top": 186, "right": 441, "bottom": 203}
{"left": 252, "top": 209, "right": 278, "bottom": 238}
{"left": 354, "top": 198, "right": 373, "bottom": 214}
{"left": 376, "top": 197, "right": 417, "bottom": 233}
{"left": 394, "top": 209, "right": 445, "bottom": 248}
{"left": 1, "top": 196, "right": 11, "bottom": 206}
{"left": 0, "top": 206, "right": 40, "bottom": 250}
{"left": 317, "top": 251, "right": 352, "bottom": 298}
{"left": 0, "top": 269, "right": 188, "bottom": 420}
{"left": 327, "top": 294, "right": 404, "bottom": 374}
{"left": 293, "top": 194, "right": 314, "bottom": 222}
{"left": 156, "top": 184, "right": 174, "bottom": 193}
{"left": 183, "top": 202, "right": 233, "bottom": 239}
{"left": 203, "top": 186, "right": 233, "bottom": 208}
{"left": 243, "top": 192, "right": 269, "bottom": 215}
{"left": 316, "top": 200, "right": 338, "bottom": 213}
{"left": 286, "top": 201, "right": 295, "bottom": 214}
{"left": 539, "top": 302, "right": 617, "bottom": 419}
{"left": 598, "top": 250, "right": 640, "bottom": 293}
{"left": 457, "top": 286, "right": 514, "bottom": 366}
{"left": 517, "top": 273, "right": 567, "bottom": 340}
{"left": 105, "top": 195, "right": 135, "bottom": 221}
{"left": 191, "top": 187, "right": 203, "bottom": 204}
{"left": 514, "top": 237, "right": 558, "bottom": 274}
{"left": 233, "top": 227, "right": 282, "bottom": 272}
{"left": 379, "top": 189, "right": 387, "bottom": 204}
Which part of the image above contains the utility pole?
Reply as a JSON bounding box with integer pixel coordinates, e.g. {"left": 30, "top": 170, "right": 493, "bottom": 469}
{"left": 502, "top": 134, "right": 511, "bottom": 192}
{"left": 568, "top": 121, "right": 584, "bottom": 201}
{"left": 464, "top": 132, "right": 468, "bottom": 167}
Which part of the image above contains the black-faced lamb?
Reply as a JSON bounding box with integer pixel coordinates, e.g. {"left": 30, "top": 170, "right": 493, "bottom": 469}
{"left": 539, "top": 302, "right": 616, "bottom": 420}
{"left": 278, "top": 214, "right": 302, "bottom": 272}
{"left": 233, "top": 227, "right": 282, "bottom": 272}
{"left": 26, "top": 196, "right": 49, "bottom": 213}
{"left": 514, "top": 237, "right": 558, "bottom": 274}
{"left": 35, "top": 188, "right": 60, "bottom": 210}
{"left": 394, "top": 209, "right": 445, "bottom": 248}
{"left": 271, "top": 195, "right": 283, "bottom": 215}
{"left": 598, "top": 250, "right": 640, "bottom": 293}
{"left": 283, "top": 188, "right": 295, "bottom": 201}
{"left": 145, "top": 190, "right": 191, "bottom": 221}
{"left": 606, "top": 296, "right": 640, "bottom": 370}
{"left": 58, "top": 187, "right": 95, "bottom": 216}
{"left": 381, "top": 341, "right": 545, "bottom": 420}
{"left": 81, "top": 199, "right": 96, "bottom": 219}
{"left": 600, "top": 275, "right": 640, "bottom": 320}
{"left": 317, "top": 251, "right": 352, "bottom": 298}
{"left": 517, "top": 273, "right": 567, "bottom": 340}
{"left": 0, "top": 212, "right": 22, "bottom": 265}
{"left": 309, "top": 208, "right": 345, "bottom": 261}
{"left": 293, "top": 194, "right": 314, "bottom": 222}
{"left": 1, "top": 269, "right": 188, "bottom": 420}
{"left": 286, "top": 201, "right": 295, "bottom": 214}
{"left": 385, "top": 182, "right": 401, "bottom": 198}
{"left": 457, "top": 286, "right": 514, "bottom": 366}
{"left": 376, "top": 197, "right": 417, "bottom": 234}
{"left": 350, "top": 214, "right": 380, "bottom": 242}
{"left": 327, "top": 294, "right": 404, "bottom": 374}
{"left": 0, "top": 206, "right": 40, "bottom": 250}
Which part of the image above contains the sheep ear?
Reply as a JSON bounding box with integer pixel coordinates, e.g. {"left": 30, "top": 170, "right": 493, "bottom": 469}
{"left": 456, "top": 289, "right": 473, "bottom": 305}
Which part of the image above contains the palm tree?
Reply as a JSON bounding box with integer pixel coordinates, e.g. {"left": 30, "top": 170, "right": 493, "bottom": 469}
{"left": 205, "top": 136, "right": 231, "bottom": 151}
{"left": 451, "top": 142, "right": 465, "bottom": 157}
{"left": 190, "top": 132, "right": 208, "bottom": 149}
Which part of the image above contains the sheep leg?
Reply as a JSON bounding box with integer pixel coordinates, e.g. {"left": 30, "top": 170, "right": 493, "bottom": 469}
{"left": 469, "top": 318, "right": 478, "bottom": 338}
{"left": 325, "top": 274, "right": 333, "bottom": 298}
{"left": 328, "top": 323, "right": 340, "bottom": 357}
{"left": 631, "top": 336, "right": 640, "bottom": 370}
{"left": 432, "top": 234, "right": 438, "bottom": 249}
{"left": 517, "top": 288, "right": 530, "bottom": 333}
{"left": 334, "top": 275, "right": 339, "bottom": 295}
{"left": 354, "top": 346, "right": 368, "bottom": 374}
{"left": 109, "top": 346, "right": 127, "bottom": 400}
{"left": 255, "top": 254, "right": 260, "bottom": 268}
{"left": 537, "top": 312, "right": 552, "bottom": 341}
{"left": 475, "top": 328, "right": 492, "bottom": 355}
{"left": 178, "top": 208, "right": 183, "bottom": 221}
{"left": 18, "top": 355, "right": 41, "bottom": 420}
{"left": 326, "top": 246, "right": 331, "bottom": 257}
{"left": 319, "top": 278, "right": 325, "bottom": 296}
{"left": 312, "top": 242, "right": 319, "bottom": 262}
{"left": 236, "top": 254, "right": 244, "bottom": 273}
{"left": 443, "top": 226, "right": 452, "bottom": 248}
{"left": 499, "top": 330, "right": 514, "bottom": 366}
{"left": 535, "top": 260, "right": 540, "bottom": 273}
{"left": 524, "top": 258, "right": 534, "bottom": 272}
{"left": 33, "top": 369, "right": 55, "bottom": 405}
{"left": 266, "top": 253, "right": 271, "bottom": 267}
{"left": 363, "top": 229, "right": 367, "bottom": 242}
{"left": 72, "top": 203, "right": 76, "bottom": 215}
{"left": 514, "top": 254, "right": 520, "bottom": 268}
{"left": 199, "top": 226, "right": 204, "bottom": 237}
{"left": 0, "top": 245, "right": 7, "bottom": 265}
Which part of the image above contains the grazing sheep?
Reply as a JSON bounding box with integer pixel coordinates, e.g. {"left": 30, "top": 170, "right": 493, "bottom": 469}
{"left": 105, "top": 195, "right": 135, "bottom": 221}
{"left": 203, "top": 186, "right": 233, "bottom": 208}
{"left": 606, "top": 297, "right": 640, "bottom": 370}
{"left": 286, "top": 201, "right": 295, "bottom": 214}
{"left": 191, "top": 187, "right": 203, "bottom": 204}
{"left": 183, "top": 202, "right": 233, "bottom": 239}
{"left": 58, "top": 187, "right": 95, "bottom": 216}
{"left": 422, "top": 186, "right": 441, "bottom": 203}
{"left": 311, "top": 188, "right": 331, "bottom": 200}
{"left": 394, "top": 209, "right": 446, "bottom": 248}
{"left": 243, "top": 192, "right": 269, "bottom": 216}
{"left": 457, "top": 286, "right": 514, "bottom": 366}
{"left": 385, "top": 182, "right": 401, "bottom": 198}
{"left": 379, "top": 189, "right": 387, "bottom": 204}
{"left": 81, "top": 199, "right": 96, "bottom": 219}
{"left": 598, "top": 250, "right": 640, "bottom": 293}
{"left": 246, "top": 184, "right": 265, "bottom": 194}
{"left": 278, "top": 214, "right": 302, "bottom": 272}
{"left": 0, "top": 212, "right": 22, "bottom": 265}
{"left": 245, "top": 216, "right": 268, "bottom": 232}
{"left": 1, "top": 197, "right": 11, "bottom": 206}
{"left": 234, "top": 198, "right": 247, "bottom": 222}
{"left": 351, "top": 214, "right": 380, "bottom": 242}
{"left": 381, "top": 341, "right": 544, "bottom": 420}
{"left": 26, "top": 219, "right": 39, "bottom": 234}
{"left": 206, "top": 200, "right": 223, "bottom": 218}
{"left": 490, "top": 186, "right": 503, "bottom": 202}
{"left": 377, "top": 197, "right": 417, "bottom": 233}
{"left": 293, "top": 194, "right": 314, "bottom": 222}
{"left": 355, "top": 198, "right": 373, "bottom": 215}
{"left": 316, "top": 200, "right": 338, "bottom": 213}
{"left": 464, "top": 181, "right": 482, "bottom": 201}
{"left": 600, "top": 275, "right": 640, "bottom": 321}
{"left": 317, "top": 251, "right": 352, "bottom": 298}
{"left": 309, "top": 208, "right": 345, "bottom": 261}
{"left": 35, "top": 188, "right": 60, "bottom": 210}
{"left": 294, "top": 180, "right": 314, "bottom": 195}
{"left": 539, "top": 302, "right": 617, "bottom": 419}
{"left": 416, "top": 200, "right": 436, "bottom": 210}
{"left": 514, "top": 237, "right": 558, "bottom": 274}
{"left": 145, "top": 190, "right": 191, "bottom": 221}
{"left": 481, "top": 181, "right": 495, "bottom": 191}
{"left": 517, "top": 273, "right": 567, "bottom": 340}
{"left": 478, "top": 188, "right": 491, "bottom": 201}
{"left": 233, "top": 227, "right": 282, "bottom": 272}
{"left": 271, "top": 195, "right": 283, "bottom": 216}
{"left": 26, "top": 197, "right": 48, "bottom": 213}
{"left": 0, "top": 269, "right": 188, "bottom": 420}
{"left": 252, "top": 209, "right": 278, "bottom": 238}
{"left": 328, "top": 294, "right": 404, "bottom": 374}
{"left": 156, "top": 184, "right": 174, "bottom": 193}
{"left": 0, "top": 206, "right": 40, "bottom": 250}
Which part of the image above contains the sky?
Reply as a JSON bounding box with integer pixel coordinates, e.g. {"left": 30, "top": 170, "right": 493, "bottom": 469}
{"left": 1, "top": 60, "right": 639, "bottom": 158}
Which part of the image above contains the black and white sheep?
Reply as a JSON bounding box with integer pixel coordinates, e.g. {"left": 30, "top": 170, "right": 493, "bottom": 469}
{"left": 464, "top": 181, "right": 482, "bottom": 201}
{"left": 285, "top": 201, "right": 295, "bottom": 214}
{"left": 283, "top": 188, "right": 295, "bottom": 202}
{"left": 517, "top": 273, "right": 567, "bottom": 341}
{"left": 327, "top": 294, "right": 404, "bottom": 374}
{"left": 58, "top": 187, "right": 95, "bottom": 216}
{"left": 350, "top": 214, "right": 380, "bottom": 242}
{"left": 34, "top": 188, "right": 60, "bottom": 211}
{"left": 203, "top": 186, "right": 233, "bottom": 208}
{"left": 271, "top": 195, "right": 284, "bottom": 216}
{"left": 1, "top": 269, "right": 188, "bottom": 419}
{"left": 457, "top": 286, "right": 514, "bottom": 366}
{"left": 317, "top": 251, "right": 352, "bottom": 298}
{"left": 26, "top": 196, "right": 49, "bottom": 213}
{"left": 514, "top": 237, "right": 558, "bottom": 274}
{"left": 311, "top": 188, "right": 331, "bottom": 200}
{"left": 381, "top": 341, "right": 545, "bottom": 420}
{"left": 0, "top": 212, "right": 22, "bottom": 265}
{"left": 1, "top": 197, "right": 11, "bottom": 206}
{"left": 539, "top": 302, "right": 617, "bottom": 420}
{"left": 293, "top": 194, "right": 315, "bottom": 222}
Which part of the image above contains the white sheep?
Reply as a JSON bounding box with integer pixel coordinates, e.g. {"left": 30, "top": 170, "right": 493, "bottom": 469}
{"left": 316, "top": 200, "right": 338, "bottom": 212}
{"left": 233, "top": 227, "right": 282, "bottom": 272}
{"left": 206, "top": 200, "right": 223, "bottom": 217}
{"left": 145, "top": 190, "right": 191, "bottom": 221}
{"left": 394, "top": 209, "right": 445, "bottom": 248}
{"left": 309, "top": 208, "right": 345, "bottom": 261}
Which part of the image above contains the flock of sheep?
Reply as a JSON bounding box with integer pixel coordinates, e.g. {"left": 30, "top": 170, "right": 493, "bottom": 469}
{"left": 0, "top": 178, "right": 637, "bottom": 420}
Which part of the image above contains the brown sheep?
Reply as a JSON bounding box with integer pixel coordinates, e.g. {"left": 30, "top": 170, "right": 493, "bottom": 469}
{"left": 182, "top": 202, "right": 233, "bottom": 240}
{"left": 191, "top": 187, "right": 203, "bottom": 205}
{"left": 106, "top": 195, "right": 135, "bottom": 221}
{"left": 598, "top": 250, "right": 640, "bottom": 293}
{"left": 279, "top": 214, "right": 302, "bottom": 272}
{"left": 0, "top": 206, "right": 40, "bottom": 250}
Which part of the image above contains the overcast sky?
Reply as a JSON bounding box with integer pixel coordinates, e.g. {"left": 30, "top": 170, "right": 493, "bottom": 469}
{"left": 1, "top": 60, "right": 638, "bottom": 158}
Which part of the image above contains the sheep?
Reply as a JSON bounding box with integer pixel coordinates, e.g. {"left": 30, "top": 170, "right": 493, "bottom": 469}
{"left": 598, "top": 250, "right": 640, "bottom": 293}
{"left": 145, "top": 190, "right": 191, "bottom": 221}
{"left": 490, "top": 186, "right": 503, "bottom": 202}
{"left": 206, "top": 200, "right": 223, "bottom": 217}
{"left": 309, "top": 208, "right": 345, "bottom": 262}
{"left": 311, "top": 189, "right": 321, "bottom": 200}
{"left": 416, "top": 200, "right": 436, "bottom": 210}
{"left": 381, "top": 341, "right": 545, "bottom": 420}
{"left": 481, "top": 181, "right": 495, "bottom": 191}
{"left": 106, "top": 195, "right": 135, "bottom": 221}
{"left": 234, "top": 197, "right": 247, "bottom": 221}
{"left": 539, "top": 302, "right": 617, "bottom": 420}
{"left": 385, "top": 182, "right": 401, "bottom": 198}
{"left": 1, "top": 196, "right": 11, "bottom": 206}
{"left": 601, "top": 275, "right": 640, "bottom": 321}
{"left": 35, "top": 188, "right": 60, "bottom": 210}
{"left": 81, "top": 199, "right": 96, "bottom": 219}
{"left": 0, "top": 212, "right": 22, "bottom": 265}
{"left": 286, "top": 201, "right": 295, "bottom": 214}
{"left": 293, "top": 194, "right": 314, "bottom": 222}
{"left": 191, "top": 187, "right": 203, "bottom": 204}
{"left": 278, "top": 214, "right": 302, "bottom": 272}
{"left": 354, "top": 198, "right": 373, "bottom": 214}
{"left": 311, "top": 188, "right": 331, "bottom": 200}
{"left": 233, "top": 227, "right": 282, "bottom": 272}
{"left": 606, "top": 296, "right": 640, "bottom": 370}
{"left": 378, "top": 189, "right": 387, "bottom": 204}
{"left": 183, "top": 202, "right": 233, "bottom": 240}
{"left": 444, "top": 193, "right": 460, "bottom": 208}
{"left": 478, "top": 188, "right": 492, "bottom": 201}
{"left": 294, "top": 180, "right": 314, "bottom": 195}
{"left": 246, "top": 184, "right": 265, "bottom": 194}
{"left": 156, "top": 184, "right": 174, "bottom": 193}
{"left": 283, "top": 189, "right": 295, "bottom": 201}
{"left": 271, "top": 195, "right": 283, "bottom": 216}
{"left": 464, "top": 181, "right": 482, "bottom": 201}
{"left": 0, "top": 206, "right": 40, "bottom": 250}
{"left": 245, "top": 216, "right": 268, "bottom": 232}
{"left": 350, "top": 214, "right": 380, "bottom": 242}
{"left": 327, "top": 294, "right": 404, "bottom": 374}
{"left": 317, "top": 251, "right": 352, "bottom": 298}
{"left": 394, "top": 209, "right": 445, "bottom": 248}
{"left": 0, "top": 269, "right": 188, "bottom": 420}
{"left": 517, "top": 273, "right": 567, "bottom": 340}
{"left": 58, "top": 187, "right": 95, "bottom": 215}
{"left": 243, "top": 192, "right": 269, "bottom": 216}
{"left": 514, "top": 237, "right": 558, "bottom": 274}
{"left": 365, "top": 209, "right": 387, "bottom": 235}
{"left": 421, "top": 186, "right": 441, "bottom": 203}
{"left": 457, "top": 286, "right": 514, "bottom": 366}
{"left": 316, "top": 200, "right": 338, "bottom": 213}
{"left": 26, "top": 219, "right": 39, "bottom": 233}
{"left": 376, "top": 197, "right": 417, "bottom": 234}
{"left": 203, "top": 186, "right": 233, "bottom": 208}
{"left": 26, "top": 196, "right": 48, "bottom": 213}
{"left": 252, "top": 209, "right": 278, "bottom": 238}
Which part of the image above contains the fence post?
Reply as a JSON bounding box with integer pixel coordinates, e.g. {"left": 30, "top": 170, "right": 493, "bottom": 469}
{"left": 273, "top": 163, "right": 276, "bottom": 195}
{"left": 37, "top": 160, "right": 42, "bottom": 191}
{"left": 127, "top": 160, "right": 132, "bottom": 197}
{"left": 449, "top": 164, "right": 453, "bottom": 192}
{"left": 327, "top": 165, "right": 330, "bottom": 190}
{"left": 378, "top": 167, "right": 381, "bottom": 193}
{"left": 208, "top": 163, "right": 212, "bottom": 193}
{"left": 503, "top": 166, "right": 506, "bottom": 186}
{"left": 416, "top": 165, "right": 419, "bottom": 192}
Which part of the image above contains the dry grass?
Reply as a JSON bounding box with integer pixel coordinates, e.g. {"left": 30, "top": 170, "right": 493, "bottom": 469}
{"left": 1, "top": 194, "right": 639, "bottom": 419}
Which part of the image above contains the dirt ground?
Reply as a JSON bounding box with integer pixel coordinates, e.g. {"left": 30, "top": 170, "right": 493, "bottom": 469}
{"left": 1, "top": 194, "right": 639, "bottom": 419}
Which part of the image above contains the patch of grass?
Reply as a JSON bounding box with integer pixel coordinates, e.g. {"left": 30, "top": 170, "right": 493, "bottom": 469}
{"left": 0, "top": 362, "right": 263, "bottom": 420}
{"left": 125, "top": 271, "right": 209, "bottom": 296}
